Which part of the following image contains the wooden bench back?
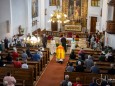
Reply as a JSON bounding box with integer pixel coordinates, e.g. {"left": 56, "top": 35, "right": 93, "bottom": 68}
{"left": 0, "top": 67, "right": 34, "bottom": 86}
{"left": 64, "top": 72, "right": 115, "bottom": 85}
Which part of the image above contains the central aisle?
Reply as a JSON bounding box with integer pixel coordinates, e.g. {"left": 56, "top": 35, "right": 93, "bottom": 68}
{"left": 36, "top": 56, "right": 69, "bottom": 86}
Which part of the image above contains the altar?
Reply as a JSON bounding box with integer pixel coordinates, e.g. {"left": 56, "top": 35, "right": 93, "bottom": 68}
{"left": 64, "top": 25, "right": 81, "bottom": 31}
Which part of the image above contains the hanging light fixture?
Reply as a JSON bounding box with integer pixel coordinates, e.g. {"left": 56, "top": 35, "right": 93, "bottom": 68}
{"left": 48, "top": 0, "right": 70, "bottom": 31}
{"left": 49, "top": 10, "right": 70, "bottom": 24}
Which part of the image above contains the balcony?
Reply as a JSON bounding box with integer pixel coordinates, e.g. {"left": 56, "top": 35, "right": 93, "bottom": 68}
{"left": 106, "top": 21, "right": 115, "bottom": 34}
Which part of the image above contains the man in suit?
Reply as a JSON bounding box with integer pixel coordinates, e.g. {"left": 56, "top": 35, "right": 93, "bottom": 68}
{"left": 42, "top": 34, "right": 47, "bottom": 48}
{"left": 61, "top": 35, "right": 67, "bottom": 52}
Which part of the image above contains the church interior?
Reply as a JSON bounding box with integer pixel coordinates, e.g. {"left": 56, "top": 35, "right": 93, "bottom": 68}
{"left": 0, "top": 0, "right": 115, "bottom": 86}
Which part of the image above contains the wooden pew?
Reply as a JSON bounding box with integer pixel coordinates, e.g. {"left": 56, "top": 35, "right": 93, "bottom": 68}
{"left": 0, "top": 78, "right": 25, "bottom": 86}
{"left": 68, "top": 59, "right": 112, "bottom": 74}
{"left": 73, "top": 49, "right": 101, "bottom": 55}
{"left": 64, "top": 72, "right": 115, "bottom": 86}
{"left": 0, "top": 67, "right": 34, "bottom": 86}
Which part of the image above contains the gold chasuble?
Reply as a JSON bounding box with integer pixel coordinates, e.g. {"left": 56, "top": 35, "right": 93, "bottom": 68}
{"left": 56, "top": 45, "right": 65, "bottom": 60}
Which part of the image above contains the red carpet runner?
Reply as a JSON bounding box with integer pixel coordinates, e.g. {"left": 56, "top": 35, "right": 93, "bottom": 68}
{"left": 36, "top": 56, "right": 69, "bottom": 86}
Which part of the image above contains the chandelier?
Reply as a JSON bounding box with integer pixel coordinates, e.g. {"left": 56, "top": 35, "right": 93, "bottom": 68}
{"left": 49, "top": 10, "right": 70, "bottom": 24}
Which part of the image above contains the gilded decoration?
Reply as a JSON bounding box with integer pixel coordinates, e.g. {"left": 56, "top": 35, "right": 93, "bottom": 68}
{"left": 62, "top": 0, "right": 88, "bottom": 27}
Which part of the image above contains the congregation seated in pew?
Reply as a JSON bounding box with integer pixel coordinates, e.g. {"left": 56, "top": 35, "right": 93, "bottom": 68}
{"left": 13, "top": 58, "right": 22, "bottom": 68}
{"left": 90, "top": 62, "right": 100, "bottom": 74}
{"left": 21, "top": 50, "right": 28, "bottom": 61}
{"left": 73, "top": 77, "right": 82, "bottom": 86}
{"left": 108, "top": 63, "right": 115, "bottom": 75}
{"left": 0, "top": 56, "right": 4, "bottom": 67}
{"left": 12, "top": 49, "right": 19, "bottom": 60}
{"left": 32, "top": 50, "right": 41, "bottom": 61}
{"left": 84, "top": 55, "right": 94, "bottom": 70}
{"left": 78, "top": 48, "right": 85, "bottom": 61}
{"left": 89, "top": 77, "right": 99, "bottom": 86}
{"left": 60, "top": 75, "right": 71, "bottom": 86}
{"left": 66, "top": 62, "right": 74, "bottom": 72}
{"left": 3, "top": 72, "right": 16, "bottom": 86}
{"left": 75, "top": 61, "right": 85, "bottom": 72}
{"left": 21, "top": 60, "right": 28, "bottom": 69}
{"left": 6, "top": 53, "right": 12, "bottom": 64}
{"left": 69, "top": 50, "right": 76, "bottom": 60}
{"left": 26, "top": 47, "right": 33, "bottom": 59}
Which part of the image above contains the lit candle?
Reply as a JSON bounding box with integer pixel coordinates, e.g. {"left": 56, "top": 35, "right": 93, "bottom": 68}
{"left": 101, "top": 74, "right": 102, "bottom": 79}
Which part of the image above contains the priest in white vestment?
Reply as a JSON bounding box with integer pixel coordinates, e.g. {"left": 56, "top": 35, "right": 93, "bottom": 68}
{"left": 50, "top": 38, "right": 56, "bottom": 54}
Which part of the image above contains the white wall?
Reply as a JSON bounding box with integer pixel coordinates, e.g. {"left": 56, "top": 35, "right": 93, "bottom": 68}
{"left": 45, "top": 0, "right": 57, "bottom": 31}
{"left": 87, "top": 0, "right": 102, "bottom": 32}
{"left": 0, "top": 0, "right": 12, "bottom": 39}
{"left": 11, "top": 0, "right": 27, "bottom": 35}
{"left": 104, "top": 0, "right": 115, "bottom": 49}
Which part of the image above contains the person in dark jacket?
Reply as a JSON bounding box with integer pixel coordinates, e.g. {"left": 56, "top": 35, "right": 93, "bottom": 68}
{"left": 0, "top": 56, "right": 4, "bottom": 67}
{"left": 4, "top": 37, "right": 9, "bottom": 49}
{"left": 60, "top": 75, "right": 70, "bottom": 86}
{"left": 42, "top": 34, "right": 47, "bottom": 48}
{"left": 69, "top": 50, "right": 76, "bottom": 59}
{"left": 108, "top": 63, "right": 115, "bottom": 75}
{"left": 89, "top": 77, "right": 99, "bottom": 86}
{"left": 6, "top": 53, "right": 12, "bottom": 64}
{"left": 61, "top": 35, "right": 67, "bottom": 52}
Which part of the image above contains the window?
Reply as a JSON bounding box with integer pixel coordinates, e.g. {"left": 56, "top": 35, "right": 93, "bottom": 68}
{"left": 91, "top": 0, "right": 100, "bottom": 7}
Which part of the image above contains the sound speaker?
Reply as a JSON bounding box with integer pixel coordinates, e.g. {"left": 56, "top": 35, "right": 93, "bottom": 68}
{"left": 6, "top": 20, "right": 10, "bottom": 33}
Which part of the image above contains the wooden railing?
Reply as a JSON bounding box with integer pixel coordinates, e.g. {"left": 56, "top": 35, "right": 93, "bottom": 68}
{"left": 32, "top": 29, "right": 89, "bottom": 38}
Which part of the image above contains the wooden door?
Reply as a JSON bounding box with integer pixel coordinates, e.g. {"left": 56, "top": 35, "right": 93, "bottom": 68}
{"left": 90, "top": 17, "right": 97, "bottom": 33}
{"left": 51, "top": 22, "right": 58, "bottom": 31}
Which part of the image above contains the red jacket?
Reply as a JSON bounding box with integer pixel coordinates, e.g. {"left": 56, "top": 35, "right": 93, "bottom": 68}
{"left": 13, "top": 61, "right": 21, "bottom": 68}
{"left": 12, "top": 52, "right": 19, "bottom": 60}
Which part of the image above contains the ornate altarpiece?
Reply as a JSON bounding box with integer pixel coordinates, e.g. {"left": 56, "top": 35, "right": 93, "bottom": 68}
{"left": 62, "top": 0, "right": 88, "bottom": 31}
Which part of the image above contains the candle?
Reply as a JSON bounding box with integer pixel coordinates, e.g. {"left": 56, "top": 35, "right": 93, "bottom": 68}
{"left": 101, "top": 74, "right": 102, "bottom": 79}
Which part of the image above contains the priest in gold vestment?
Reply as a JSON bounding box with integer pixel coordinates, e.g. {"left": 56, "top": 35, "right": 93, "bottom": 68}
{"left": 56, "top": 44, "right": 65, "bottom": 63}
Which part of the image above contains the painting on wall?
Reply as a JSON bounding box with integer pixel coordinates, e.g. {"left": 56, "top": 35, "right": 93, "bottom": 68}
{"left": 32, "top": 0, "right": 38, "bottom": 18}
{"left": 49, "top": 0, "right": 60, "bottom": 6}
{"left": 74, "top": 0, "right": 81, "bottom": 18}
{"left": 62, "top": 0, "right": 88, "bottom": 27}
{"left": 68, "top": 0, "right": 74, "bottom": 18}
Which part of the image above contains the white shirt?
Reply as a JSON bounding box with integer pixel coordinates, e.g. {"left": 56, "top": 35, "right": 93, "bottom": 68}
{"left": 21, "top": 63, "right": 28, "bottom": 69}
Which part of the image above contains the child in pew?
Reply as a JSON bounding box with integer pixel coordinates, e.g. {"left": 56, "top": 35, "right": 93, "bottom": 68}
{"left": 21, "top": 60, "right": 28, "bottom": 69}
{"left": 3, "top": 72, "right": 16, "bottom": 86}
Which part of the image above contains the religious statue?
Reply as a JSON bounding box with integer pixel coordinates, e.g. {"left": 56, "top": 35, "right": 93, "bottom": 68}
{"left": 18, "top": 25, "right": 24, "bottom": 34}
{"left": 32, "top": 0, "right": 38, "bottom": 18}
